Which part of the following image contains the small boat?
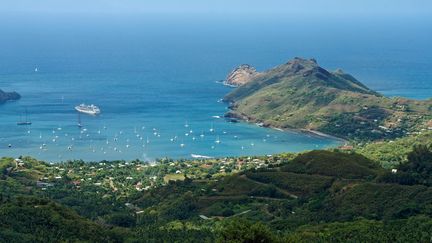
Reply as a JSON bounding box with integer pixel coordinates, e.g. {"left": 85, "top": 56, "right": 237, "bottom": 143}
{"left": 191, "top": 154, "right": 212, "bottom": 159}
{"left": 17, "top": 109, "right": 32, "bottom": 125}
{"left": 17, "top": 120, "right": 32, "bottom": 126}
{"left": 75, "top": 104, "right": 101, "bottom": 115}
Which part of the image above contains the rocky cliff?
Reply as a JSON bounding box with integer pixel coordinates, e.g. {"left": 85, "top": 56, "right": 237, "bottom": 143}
{"left": 223, "top": 64, "right": 260, "bottom": 87}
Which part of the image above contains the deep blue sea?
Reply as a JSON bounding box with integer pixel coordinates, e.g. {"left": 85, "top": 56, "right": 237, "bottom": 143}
{"left": 0, "top": 14, "right": 431, "bottom": 162}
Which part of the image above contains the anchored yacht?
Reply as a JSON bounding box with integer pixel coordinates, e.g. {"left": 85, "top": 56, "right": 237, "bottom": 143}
{"left": 17, "top": 109, "right": 32, "bottom": 125}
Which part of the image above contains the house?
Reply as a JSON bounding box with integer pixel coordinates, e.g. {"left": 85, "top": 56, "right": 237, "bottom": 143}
{"left": 199, "top": 215, "right": 211, "bottom": 220}
{"left": 135, "top": 182, "right": 143, "bottom": 191}
{"left": 36, "top": 181, "right": 54, "bottom": 188}
{"left": 378, "top": 125, "right": 389, "bottom": 131}
{"left": 14, "top": 158, "right": 25, "bottom": 167}
{"left": 339, "top": 145, "right": 354, "bottom": 150}
{"left": 71, "top": 180, "right": 81, "bottom": 186}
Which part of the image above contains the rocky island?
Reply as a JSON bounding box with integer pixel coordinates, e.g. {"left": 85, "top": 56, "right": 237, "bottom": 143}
{"left": 0, "top": 89, "right": 20, "bottom": 103}
{"left": 223, "top": 57, "right": 432, "bottom": 141}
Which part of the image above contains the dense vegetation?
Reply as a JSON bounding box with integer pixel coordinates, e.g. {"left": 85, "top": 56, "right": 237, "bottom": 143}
{"left": 356, "top": 131, "right": 432, "bottom": 168}
{"left": 224, "top": 58, "right": 432, "bottom": 141}
{"left": 0, "top": 196, "right": 127, "bottom": 242}
{"left": 1, "top": 131, "right": 432, "bottom": 242}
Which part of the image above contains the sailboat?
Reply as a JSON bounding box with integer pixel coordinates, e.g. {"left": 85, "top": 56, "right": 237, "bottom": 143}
{"left": 17, "top": 109, "right": 32, "bottom": 125}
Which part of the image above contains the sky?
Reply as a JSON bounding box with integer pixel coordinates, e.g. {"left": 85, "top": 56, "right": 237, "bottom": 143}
{"left": 1, "top": 0, "right": 431, "bottom": 17}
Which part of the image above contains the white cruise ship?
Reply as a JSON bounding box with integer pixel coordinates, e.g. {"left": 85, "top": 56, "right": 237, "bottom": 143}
{"left": 75, "top": 104, "right": 101, "bottom": 115}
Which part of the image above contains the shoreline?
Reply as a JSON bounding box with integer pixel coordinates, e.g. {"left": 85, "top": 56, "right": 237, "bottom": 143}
{"left": 225, "top": 110, "right": 348, "bottom": 144}
{"left": 269, "top": 126, "right": 347, "bottom": 143}
{"left": 299, "top": 128, "right": 348, "bottom": 143}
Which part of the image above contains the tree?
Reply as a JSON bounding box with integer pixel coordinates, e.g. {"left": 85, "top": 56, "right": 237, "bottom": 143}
{"left": 217, "top": 218, "right": 277, "bottom": 243}
{"left": 398, "top": 145, "right": 432, "bottom": 185}
{"left": 406, "top": 145, "right": 432, "bottom": 172}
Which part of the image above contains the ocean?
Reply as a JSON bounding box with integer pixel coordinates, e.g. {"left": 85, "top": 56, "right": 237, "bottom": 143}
{"left": 0, "top": 14, "right": 431, "bottom": 161}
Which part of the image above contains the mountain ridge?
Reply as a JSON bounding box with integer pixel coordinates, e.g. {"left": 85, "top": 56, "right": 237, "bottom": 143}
{"left": 223, "top": 57, "right": 432, "bottom": 141}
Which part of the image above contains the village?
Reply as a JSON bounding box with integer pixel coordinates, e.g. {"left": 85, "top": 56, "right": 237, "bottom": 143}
{"left": 18, "top": 154, "right": 294, "bottom": 197}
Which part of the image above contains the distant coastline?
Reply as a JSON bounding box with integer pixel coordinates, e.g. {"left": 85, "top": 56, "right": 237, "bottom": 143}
{"left": 0, "top": 89, "right": 20, "bottom": 104}
{"left": 223, "top": 109, "right": 347, "bottom": 143}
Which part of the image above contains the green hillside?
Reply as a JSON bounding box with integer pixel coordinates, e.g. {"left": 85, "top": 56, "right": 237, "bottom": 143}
{"left": 224, "top": 57, "right": 432, "bottom": 141}
{"left": 0, "top": 196, "right": 127, "bottom": 242}
{"left": 356, "top": 131, "right": 432, "bottom": 168}
{"left": 1, "top": 134, "right": 432, "bottom": 242}
{"left": 281, "top": 150, "right": 383, "bottom": 179}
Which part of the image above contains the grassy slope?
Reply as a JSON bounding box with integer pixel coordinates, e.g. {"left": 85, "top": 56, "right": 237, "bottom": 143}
{"left": 224, "top": 58, "right": 432, "bottom": 141}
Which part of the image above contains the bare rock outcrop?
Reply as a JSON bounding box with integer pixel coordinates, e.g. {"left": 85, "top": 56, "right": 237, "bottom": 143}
{"left": 224, "top": 64, "right": 259, "bottom": 87}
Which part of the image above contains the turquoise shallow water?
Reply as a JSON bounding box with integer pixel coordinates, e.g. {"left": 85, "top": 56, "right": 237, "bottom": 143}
{"left": 0, "top": 72, "right": 341, "bottom": 161}
{"left": 0, "top": 15, "right": 431, "bottom": 161}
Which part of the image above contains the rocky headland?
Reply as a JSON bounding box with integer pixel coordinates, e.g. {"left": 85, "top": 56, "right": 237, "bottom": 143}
{"left": 0, "top": 89, "right": 20, "bottom": 104}
{"left": 223, "top": 64, "right": 260, "bottom": 87}
{"left": 223, "top": 57, "right": 432, "bottom": 141}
